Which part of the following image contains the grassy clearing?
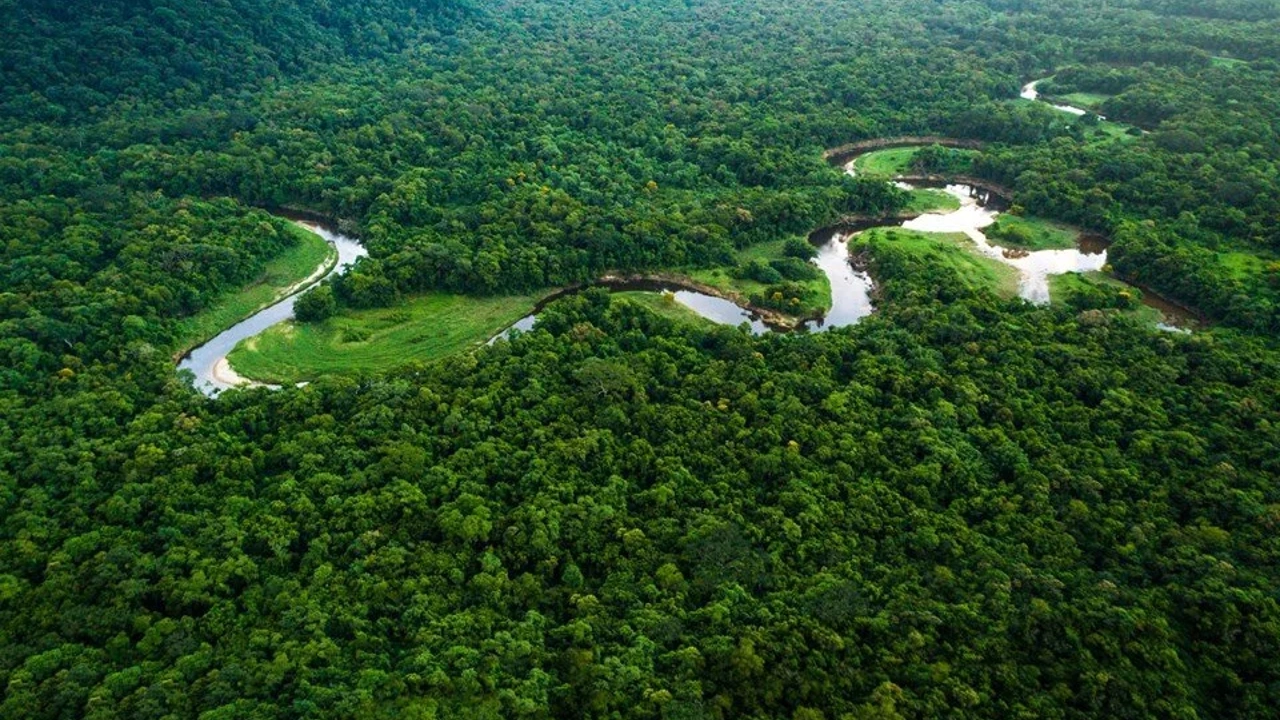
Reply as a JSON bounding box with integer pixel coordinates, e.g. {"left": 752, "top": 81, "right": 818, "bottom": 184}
{"left": 1211, "top": 56, "right": 1248, "bottom": 69}
{"left": 904, "top": 188, "right": 962, "bottom": 214}
{"left": 1084, "top": 121, "right": 1140, "bottom": 144}
{"left": 685, "top": 237, "right": 832, "bottom": 315}
{"left": 173, "top": 224, "right": 335, "bottom": 353}
{"left": 852, "top": 147, "right": 920, "bottom": 177}
{"left": 612, "top": 291, "right": 718, "bottom": 327}
{"left": 1015, "top": 93, "right": 1137, "bottom": 145}
{"left": 985, "top": 214, "right": 1082, "bottom": 251}
{"left": 1059, "top": 92, "right": 1111, "bottom": 109}
{"left": 226, "top": 292, "right": 538, "bottom": 384}
{"left": 859, "top": 227, "right": 1020, "bottom": 298}
{"left": 1218, "top": 249, "right": 1270, "bottom": 280}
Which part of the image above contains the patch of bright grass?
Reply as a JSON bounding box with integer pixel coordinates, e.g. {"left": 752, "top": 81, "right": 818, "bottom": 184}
{"left": 985, "top": 214, "right": 1082, "bottom": 251}
{"left": 226, "top": 292, "right": 539, "bottom": 384}
{"left": 173, "top": 223, "right": 335, "bottom": 353}
{"left": 904, "top": 188, "right": 962, "bottom": 214}
{"left": 852, "top": 147, "right": 921, "bottom": 177}
{"left": 612, "top": 291, "right": 718, "bottom": 327}
{"left": 857, "top": 227, "right": 1020, "bottom": 298}
{"left": 1218, "top": 249, "right": 1270, "bottom": 280}
{"left": 1059, "top": 92, "right": 1111, "bottom": 109}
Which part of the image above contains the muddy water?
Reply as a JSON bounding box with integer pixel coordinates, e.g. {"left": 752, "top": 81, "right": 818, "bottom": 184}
{"left": 898, "top": 184, "right": 1106, "bottom": 303}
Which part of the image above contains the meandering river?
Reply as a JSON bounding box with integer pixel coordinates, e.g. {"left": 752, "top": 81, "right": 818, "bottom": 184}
{"left": 179, "top": 222, "right": 366, "bottom": 395}
{"left": 1020, "top": 80, "right": 1091, "bottom": 117}
{"left": 183, "top": 124, "right": 1190, "bottom": 393}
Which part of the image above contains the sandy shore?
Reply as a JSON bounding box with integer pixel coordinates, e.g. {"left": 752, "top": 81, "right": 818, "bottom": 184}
{"left": 212, "top": 357, "right": 268, "bottom": 390}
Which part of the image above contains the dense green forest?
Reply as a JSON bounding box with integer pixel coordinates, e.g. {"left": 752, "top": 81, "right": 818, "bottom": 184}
{"left": 3, "top": 0, "right": 1280, "bottom": 717}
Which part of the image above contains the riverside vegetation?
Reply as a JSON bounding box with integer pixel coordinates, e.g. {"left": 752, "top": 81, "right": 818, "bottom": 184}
{"left": 2, "top": 0, "right": 1280, "bottom": 718}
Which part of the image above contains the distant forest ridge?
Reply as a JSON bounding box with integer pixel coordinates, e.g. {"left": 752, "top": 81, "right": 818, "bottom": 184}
{"left": 0, "top": 0, "right": 462, "bottom": 122}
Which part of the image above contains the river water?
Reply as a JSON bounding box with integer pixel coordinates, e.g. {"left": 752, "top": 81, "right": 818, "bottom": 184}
{"left": 898, "top": 183, "right": 1108, "bottom": 303}
{"left": 488, "top": 280, "right": 774, "bottom": 345}
{"left": 1020, "top": 80, "right": 1090, "bottom": 117}
{"left": 179, "top": 222, "right": 366, "bottom": 395}
{"left": 186, "top": 136, "right": 1190, "bottom": 391}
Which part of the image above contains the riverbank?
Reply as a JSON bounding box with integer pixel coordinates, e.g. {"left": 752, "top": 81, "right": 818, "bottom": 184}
{"left": 171, "top": 223, "right": 337, "bottom": 361}
{"left": 178, "top": 222, "right": 368, "bottom": 395}
{"left": 596, "top": 272, "right": 819, "bottom": 329}
{"left": 824, "top": 136, "right": 986, "bottom": 165}
{"left": 192, "top": 132, "right": 1195, "bottom": 393}
{"left": 225, "top": 292, "right": 542, "bottom": 385}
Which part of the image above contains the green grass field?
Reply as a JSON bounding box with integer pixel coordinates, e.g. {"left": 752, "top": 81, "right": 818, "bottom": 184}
{"left": 612, "top": 291, "right": 719, "bottom": 327}
{"left": 904, "top": 188, "right": 962, "bottom": 213}
{"left": 1211, "top": 56, "right": 1248, "bottom": 68}
{"left": 1084, "top": 120, "right": 1140, "bottom": 144}
{"left": 859, "top": 227, "right": 1020, "bottom": 297}
{"left": 851, "top": 147, "right": 920, "bottom": 177}
{"left": 985, "top": 214, "right": 1082, "bottom": 251}
{"left": 685, "top": 237, "right": 832, "bottom": 315}
{"left": 226, "top": 292, "right": 539, "bottom": 384}
{"left": 173, "top": 224, "right": 335, "bottom": 353}
{"left": 1059, "top": 92, "right": 1111, "bottom": 109}
{"left": 1218, "top": 248, "right": 1270, "bottom": 280}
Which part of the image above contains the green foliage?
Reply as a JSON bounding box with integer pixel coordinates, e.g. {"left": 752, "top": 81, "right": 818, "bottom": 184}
{"left": 854, "top": 228, "right": 1021, "bottom": 302}
{"left": 7, "top": 292, "right": 1280, "bottom": 719}
{"left": 173, "top": 223, "right": 335, "bottom": 348}
{"left": 910, "top": 144, "right": 977, "bottom": 175}
{"left": 294, "top": 283, "right": 338, "bottom": 323}
{"left": 784, "top": 238, "right": 819, "bottom": 260}
{"left": 1050, "top": 271, "right": 1144, "bottom": 312}
{"left": 985, "top": 214, "right": 1082, "bottom": 251}
{"left": 750, "top": 281, "right": 819, "bottom": 312}
{"left": 770, "top": 257, "right": 821, "bottom": 282}
{"left": 738, "top": 259, "right": 785, "bottom": 284}
{"left": 225, "top": 292, "right": 539, "bottom": 384}
{"left": 0, "top": 0, "right": 461, "bottom": 126}
{"left": 4, "top": 1, "right": 1280, "bottom": 718}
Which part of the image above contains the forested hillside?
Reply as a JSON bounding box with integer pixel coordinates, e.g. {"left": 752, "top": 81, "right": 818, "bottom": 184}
{"left": 0, "top": 0, "right": 460, "bottom": 125}
{"left": 2, "top": 0, "right": 1280, "bottom": 718}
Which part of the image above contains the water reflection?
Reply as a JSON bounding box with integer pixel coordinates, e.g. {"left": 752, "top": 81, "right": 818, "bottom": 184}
{"left": 901, "top": 184, "right": 1107, "bottom": 304}
{"left": 487, "top": 280, "right": 774, "bottom": 344}
{"left": 798, "top": 228, "right": 874, "bottom": 332}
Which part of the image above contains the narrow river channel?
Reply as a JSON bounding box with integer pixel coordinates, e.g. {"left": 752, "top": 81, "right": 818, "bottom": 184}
{"left": 178, "top": 222, "right": 366, "bottom": 395}
{"left": 1020, "top": 80, "right": 1090, "bottom": 117}
{"left": 183, "top": 125, "right": 1190, "bottom": 393}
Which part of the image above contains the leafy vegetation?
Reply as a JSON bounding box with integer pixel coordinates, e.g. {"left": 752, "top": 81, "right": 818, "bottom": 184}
{"left": 1049, "top": 271, "right": 1157, "bottom": 319}
{"left": 173, "top": 224, "right": 336, "bottom": 352}
{"left": 855, "top": 227, "right": 1021, "bottom": 299}
{"left": 4, "top": 0, "right": 1280, "bottom": 718}
{"left": 684, "top": 237, "right": 833, "bottom": 319}
{"left": 985, "top": 213, "right": 1084, "bottom": 251}
{"left": 854, "top": 145, "right": 978, "bottom": 178}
